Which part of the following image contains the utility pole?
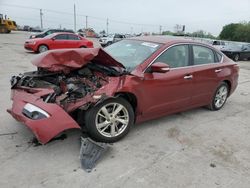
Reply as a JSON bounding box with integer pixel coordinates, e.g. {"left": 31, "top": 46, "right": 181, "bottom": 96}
{"left": 73, "top": 4, "right": 76, "bottom": 32}
{"left": 85, "top": 16, "right": 88, "bottom": 29}
{"left": 106, "top": 18, "right": 109, "bottom": 35}
{"left": 40, "top": 9, "right": 43, "bottom": 29}
{"left": 159, "top": 25, "right": 162, "bottom": 35}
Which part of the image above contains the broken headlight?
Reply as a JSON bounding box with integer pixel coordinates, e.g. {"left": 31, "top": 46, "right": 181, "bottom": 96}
{"left": 22, "top": 103, "right": 50, "bottom": 120}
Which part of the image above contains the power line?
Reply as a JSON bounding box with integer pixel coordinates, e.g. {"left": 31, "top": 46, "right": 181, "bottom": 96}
{"left": 1, "top": 3, "right": 165, "bottom": 28}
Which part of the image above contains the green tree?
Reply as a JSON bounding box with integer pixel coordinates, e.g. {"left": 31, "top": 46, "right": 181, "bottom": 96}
{"left": 219, "top": 23, "right": 240, "bottom": 40}
{"left": 219, "top": 22, "right": 250, "bottom": 42}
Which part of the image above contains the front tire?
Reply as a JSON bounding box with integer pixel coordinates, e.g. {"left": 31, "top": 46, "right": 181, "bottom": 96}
{"left": 84, "top": 97, "right": 134, "bottom": 142}
{"left": 38, "top": 45, "right": 48, "bottom": 53}
{"left": 208, "top": 82, "right": 229, "bottom": 111}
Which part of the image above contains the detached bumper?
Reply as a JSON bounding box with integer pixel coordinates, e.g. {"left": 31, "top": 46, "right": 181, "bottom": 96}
{"left": 7, "top": 89, "right": 80, "bottom": 144}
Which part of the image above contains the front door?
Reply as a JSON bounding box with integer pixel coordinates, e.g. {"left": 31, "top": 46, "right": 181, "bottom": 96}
{"left": 141, "top": 44, "right": 194, "bottom": 119}
{"left": 50, "top": 34, "right": 68, "bottom": 49}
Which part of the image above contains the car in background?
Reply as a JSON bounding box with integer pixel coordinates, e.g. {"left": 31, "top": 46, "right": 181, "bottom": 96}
{"left": 221, "top": 44, "right": 250, "bottom": 61}
{"left": 99, "top": 34, "right": 125, "bottom": 47}
{"left": 10, "top": 37, "right": 238, "bottom": 144}
{"left": 24, "top": 32, "right": 93, "bottom": 53}
{"left": 29, "top": 29, "right": 74, "bottom": 39}
{"left": 212, "top": 40, "right": 226, "bottom": 50}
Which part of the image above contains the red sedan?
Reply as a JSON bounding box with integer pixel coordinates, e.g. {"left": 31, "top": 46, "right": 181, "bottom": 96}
{"left": 24, "top": 32, "right": 94, "bottom": 53}
{"left": 8, "top": 37, "right": 239, "bottom": 144}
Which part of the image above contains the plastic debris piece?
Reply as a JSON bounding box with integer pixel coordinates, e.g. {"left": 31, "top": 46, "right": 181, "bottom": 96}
{"left": 80, "top": 137, "right": 109, "bottom": 172}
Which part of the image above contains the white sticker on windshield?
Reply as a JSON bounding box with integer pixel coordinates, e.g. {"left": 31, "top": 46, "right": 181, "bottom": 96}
{"left": 141, "top": 42, "right": 159, "bottom": 48}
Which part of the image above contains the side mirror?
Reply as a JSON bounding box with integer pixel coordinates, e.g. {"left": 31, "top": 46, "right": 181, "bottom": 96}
{"left": 150, "top": 62, "right": 170, "bottom": 73}
{"left": 51, "top": 37, "right": 55, "bottom": 41}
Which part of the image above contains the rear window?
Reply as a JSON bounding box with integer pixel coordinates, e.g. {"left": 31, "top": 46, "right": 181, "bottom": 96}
{"left": 68, "top": 34, "right": 80, "bottom": 40}
{"left": 54, "top": 34, "right": 68, "bottom": 40}
{"left": 193, "top": 45, "right": 215, "bottom": 65}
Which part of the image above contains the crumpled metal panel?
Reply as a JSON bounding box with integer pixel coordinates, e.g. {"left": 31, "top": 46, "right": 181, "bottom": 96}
{"left": 31, "top": 48, "right": 124, "bottom": 73}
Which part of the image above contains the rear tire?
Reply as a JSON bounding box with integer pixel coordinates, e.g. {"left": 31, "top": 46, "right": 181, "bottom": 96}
{"left": 84, "top": 97, "right": 134, "bottom": 143}
{"left": 107, "top": 41, "right": 112, "bottom": 46}
{"left": 207, "top": 82, "right": 229, "bottom": 111}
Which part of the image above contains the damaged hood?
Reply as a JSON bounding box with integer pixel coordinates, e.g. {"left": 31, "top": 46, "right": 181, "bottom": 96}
{"left": 32, "top": 48, "right": 125, "bottom": 72}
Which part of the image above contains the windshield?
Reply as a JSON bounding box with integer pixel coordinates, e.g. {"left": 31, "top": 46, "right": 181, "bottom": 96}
{"left": 105, "top": 39, "right": 162, "bottom": 70}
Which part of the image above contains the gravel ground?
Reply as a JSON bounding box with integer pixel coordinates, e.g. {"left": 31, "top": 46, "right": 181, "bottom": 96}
{"left": 0, "top": 31, "right": 250, "bottom": 188}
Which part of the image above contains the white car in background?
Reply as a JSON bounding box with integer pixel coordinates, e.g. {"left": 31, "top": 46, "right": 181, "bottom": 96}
{"left": 212, "top": 40, "right": 226, "bottom": 50}
{"left": 99, "top": 34, "right": 125, "bottom": 47}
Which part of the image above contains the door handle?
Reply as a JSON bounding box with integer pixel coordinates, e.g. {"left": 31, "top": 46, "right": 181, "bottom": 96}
{"left": 215, "top": 69, "right": 222, "bottom": 73}
{"left": 184, "top": 75, "right": 193, "bottom": 80}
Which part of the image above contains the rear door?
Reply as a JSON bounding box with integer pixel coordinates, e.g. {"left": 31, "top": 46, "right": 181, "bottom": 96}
{"left": 65, "top": 34, "right": 81, "bottom": 48}
{"left": 190, "top": 45, "right": 224, "bottom": 106}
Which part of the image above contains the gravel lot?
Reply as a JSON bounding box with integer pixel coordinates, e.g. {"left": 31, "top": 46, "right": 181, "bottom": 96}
{"left": 0, "top": 31, "right": 250, "bottom": 188}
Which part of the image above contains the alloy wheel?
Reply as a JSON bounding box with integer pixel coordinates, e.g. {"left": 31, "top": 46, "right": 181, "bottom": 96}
{"left": 214, "top": 85, "right": 228, "bottom": 108}
{"left": 95, "top": 103, "right": 129, "bottom": 138}
{"left": 38, "top": 45, "right": 48, "bottom": 53}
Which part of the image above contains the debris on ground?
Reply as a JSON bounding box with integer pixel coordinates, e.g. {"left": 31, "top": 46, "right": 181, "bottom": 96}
{"left": 28, "top": 137, "right": 42, "bottom": 147}
{"left": 50, "top": 134, "right": 67, "bottom": 141}
{"left": 80, "top": 136, "right": 109, "bottom": 172}
{"left": 210, "top": 163, "right": 216, "bottom": 168}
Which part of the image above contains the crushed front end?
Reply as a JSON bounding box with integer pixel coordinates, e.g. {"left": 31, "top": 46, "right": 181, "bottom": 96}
{"left": 8, "top": 64, "right": 114, "bottom": 144}
{"left": 7, "top": 48, "right": 125, "bottom": 144}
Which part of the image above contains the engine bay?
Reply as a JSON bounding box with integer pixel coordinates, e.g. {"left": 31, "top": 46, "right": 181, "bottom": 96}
{"left": 10, "top": 63, "right": 113, "bottom": 106}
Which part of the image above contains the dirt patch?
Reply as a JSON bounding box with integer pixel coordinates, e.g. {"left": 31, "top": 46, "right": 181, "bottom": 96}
{"left": 167, "top": 127, "right": 180, "bottom": 138}
{"left": 210, "top": 144, "right": 239, "bottom": 165}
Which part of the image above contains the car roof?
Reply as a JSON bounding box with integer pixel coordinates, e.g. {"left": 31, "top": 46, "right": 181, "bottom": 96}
{"left": 129, "top": 36, "right": 201, "bottom": 45}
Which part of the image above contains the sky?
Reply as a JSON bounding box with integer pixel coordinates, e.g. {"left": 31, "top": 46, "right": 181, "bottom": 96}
{"left": 0, "top": 0, "right": 249, "bottom": 36}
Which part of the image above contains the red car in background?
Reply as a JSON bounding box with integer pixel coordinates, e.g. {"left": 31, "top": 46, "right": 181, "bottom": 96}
{"left": 9, "top": 37, "right": 239, "bottom": 144}
{"left": 24, "top": 32, "right": 94, "bottom": 53}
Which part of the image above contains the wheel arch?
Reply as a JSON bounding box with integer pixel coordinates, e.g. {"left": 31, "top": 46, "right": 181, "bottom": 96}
{"left": 222, "top": 80, "right": 232, "bottom": 95}
{"left": 115, "top": 92, "right": 138, "bottom": 113}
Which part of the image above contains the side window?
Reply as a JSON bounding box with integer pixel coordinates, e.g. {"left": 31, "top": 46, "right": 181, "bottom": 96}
{"left": 154, "top": 45, "right": 189, "bottom": 68}
{"left": 54, "top": 34, "right": 68, "bottom": 40}
{"left": 193, "top": 45, "right": 215, "bottom": 65}
{"left": 68, "top": 34, "right": 80, "bottom": 40}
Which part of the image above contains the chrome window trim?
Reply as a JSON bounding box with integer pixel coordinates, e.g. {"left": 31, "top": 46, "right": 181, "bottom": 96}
{"left": 143, "top": 42, "right": 224, "bottom": 73}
